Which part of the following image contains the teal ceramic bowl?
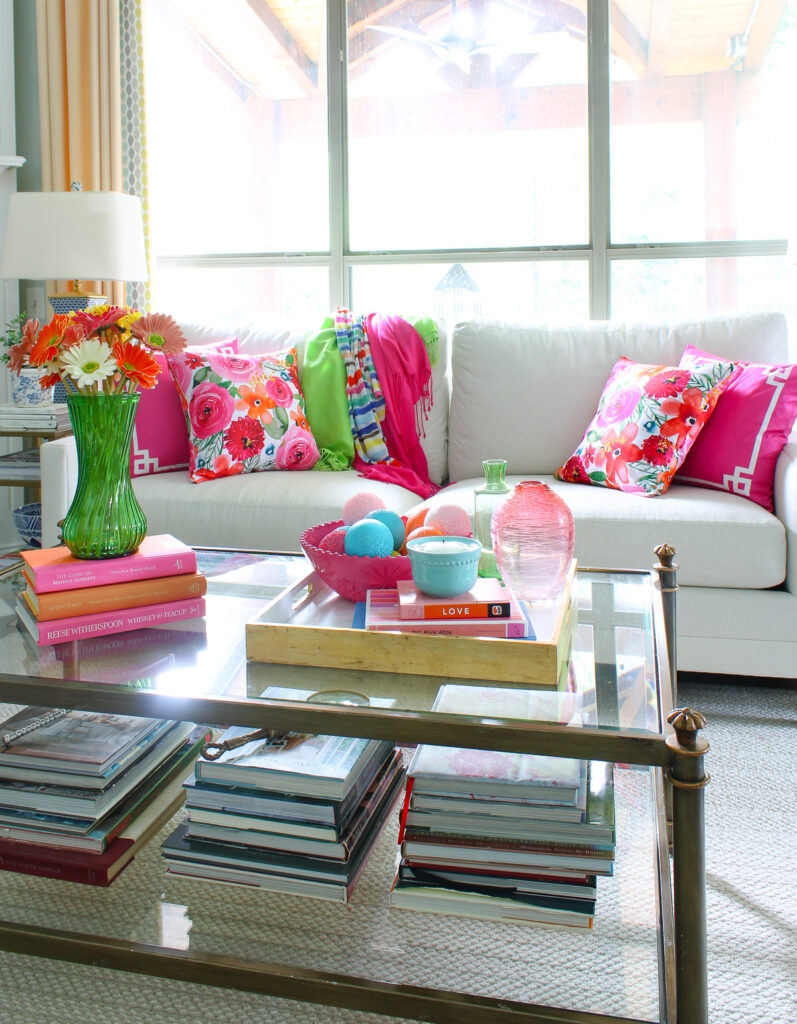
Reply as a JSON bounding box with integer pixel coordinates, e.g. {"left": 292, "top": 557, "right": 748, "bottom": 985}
{"left": 406, "top": 535, "right": 481, "bottom": 597}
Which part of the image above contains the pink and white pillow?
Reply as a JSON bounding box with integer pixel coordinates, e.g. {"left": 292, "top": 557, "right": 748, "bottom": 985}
{"left": 130, "top": 338, "right": 238, "bottom": 477}
{"left": 676, "top": 344, "right": 797, "bottom": 511}
{"left": 167, "top": 347, "right": 320, "bottom": 483}
{"left": 555, "top": 355, "right": 734, "bottom": 496}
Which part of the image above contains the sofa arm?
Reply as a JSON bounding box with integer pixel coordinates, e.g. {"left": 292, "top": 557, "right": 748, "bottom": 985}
{"left": 773, "top": 438, "right": 797, "bottom": 597}
{"left": 40, "top": 436, "right": 78, "bottom": 549}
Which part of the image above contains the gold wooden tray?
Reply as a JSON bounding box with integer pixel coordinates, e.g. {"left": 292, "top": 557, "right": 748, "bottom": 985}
{"left": 245, "top": 560, "right": 577, "bottom": 688}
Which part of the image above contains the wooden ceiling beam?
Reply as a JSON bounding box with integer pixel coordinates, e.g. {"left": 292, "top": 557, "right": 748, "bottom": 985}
{"left": 244, "top": 0, "right": 318, "bottom": 89}
{"left": 647, "top": 0, "right": 672, "bottom": 75}
{"left": 743, "top": 0, "right": 787, "bottom": 72}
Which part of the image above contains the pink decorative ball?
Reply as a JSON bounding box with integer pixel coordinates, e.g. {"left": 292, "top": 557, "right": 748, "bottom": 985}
{"left": 425, "top": 503, "right": 473, "bottom": 538}
{"left": 318, "top": 527, "right": 348, "bottom": 554}
{"left": 342, "top": 491, "right": 386, "bottom": 526}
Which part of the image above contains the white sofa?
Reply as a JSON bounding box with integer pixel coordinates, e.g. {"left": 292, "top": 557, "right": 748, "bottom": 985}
{"left": 40, "top": 312, "right": 797, "bottom": 679}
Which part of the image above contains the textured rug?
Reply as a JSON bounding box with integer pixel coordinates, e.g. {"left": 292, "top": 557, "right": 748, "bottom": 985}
{"left": 0, "top": 680, "right": 794, "bottom": 1024}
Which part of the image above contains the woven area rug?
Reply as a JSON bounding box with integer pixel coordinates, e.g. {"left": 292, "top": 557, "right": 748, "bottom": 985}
{"left": 0, "top": 680, "right": 794, "bottom": 1024}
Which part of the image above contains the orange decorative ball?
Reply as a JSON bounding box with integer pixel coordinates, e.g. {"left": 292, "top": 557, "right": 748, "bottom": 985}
{"left": 404, "top": 508, "right": 429, "bottom": 538}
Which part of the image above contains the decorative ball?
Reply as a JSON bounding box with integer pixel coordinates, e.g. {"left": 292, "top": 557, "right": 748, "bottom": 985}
{"left": 342, "top": 492, "right": 386, "bottom": 526}
{"left": 345, "top": 518, "right": 394, "bottom": 558}
{"left": 366, "top": 509, "right": 405, "bottom": 551}
{"left": 425, "top": 503, "right": 473, "bottom": 538}
{"left": 404, "top": 507, "right": 429, "bottom": 537}
{"left": 318, "top": 527, "right": 348, "bottom": 554}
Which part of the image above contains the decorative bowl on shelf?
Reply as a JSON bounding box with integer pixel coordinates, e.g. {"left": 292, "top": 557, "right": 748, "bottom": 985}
{"left": 13, "top": 502, "right": 42, "bottom": 547}
{"left": 300, "top": 520, "right": 412, "bottom": 603}
{"left": 406, "top": 534, "right": 481, "bottom": 597}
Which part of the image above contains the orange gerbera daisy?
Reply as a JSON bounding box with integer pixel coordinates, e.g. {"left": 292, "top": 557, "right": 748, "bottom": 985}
{"left": 113, "top": 341, "right": 160, "bottom": 389}
{"left": 39, "top": 370, "right": 63, "bottom": 389}
{"left": 130, "top": 313, "right": 187, "bottom": 356}
{"left": 29, "top": 314, "right": 69, "bottom": 366}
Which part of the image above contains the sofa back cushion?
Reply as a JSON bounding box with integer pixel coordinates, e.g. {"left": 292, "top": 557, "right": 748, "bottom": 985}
{"left": 447, "top": 313, "right": 789, "bottom": 482}
{"left": 181, "top": 315, "right": 450, "bottom": 486}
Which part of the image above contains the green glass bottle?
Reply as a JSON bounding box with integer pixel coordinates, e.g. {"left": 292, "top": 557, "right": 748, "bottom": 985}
{"left": 61, "top": 393, "right": 147, "bottom": 559}
{"left": 473, "top": 458, "right": 510, "bottom": 578}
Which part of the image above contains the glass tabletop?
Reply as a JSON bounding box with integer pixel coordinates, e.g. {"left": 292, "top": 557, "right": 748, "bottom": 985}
{"left": 0, "top": 549, "right": 666, "bottom": 740}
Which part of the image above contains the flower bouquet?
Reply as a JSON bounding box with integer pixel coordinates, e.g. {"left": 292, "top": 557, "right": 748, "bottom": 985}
{"left": 12, "top": 306, "right": 188, "bottom": 559}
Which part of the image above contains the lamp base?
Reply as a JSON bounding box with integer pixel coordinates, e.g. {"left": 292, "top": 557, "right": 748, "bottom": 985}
{"left": 48, "top": 292, "right": 107, "bottom": 316}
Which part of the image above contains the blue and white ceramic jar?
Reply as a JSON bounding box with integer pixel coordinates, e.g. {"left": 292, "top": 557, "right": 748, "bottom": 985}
{"left": 11, "top": 367, "right": 54, "bottom": 408}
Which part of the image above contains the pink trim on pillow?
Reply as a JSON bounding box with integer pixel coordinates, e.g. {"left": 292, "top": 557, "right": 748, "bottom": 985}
{"left": 130, "top": 338, "right": 238, "bottom": 477}
{"left": 677, "top": 344, "right": 797, "bottom": 511}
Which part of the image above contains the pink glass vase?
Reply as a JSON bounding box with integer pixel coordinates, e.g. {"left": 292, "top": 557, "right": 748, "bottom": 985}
{"left": 491, "top": 480, "right": 575, "bottom": 604}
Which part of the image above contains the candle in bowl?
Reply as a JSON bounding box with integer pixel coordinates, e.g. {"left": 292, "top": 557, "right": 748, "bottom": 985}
{"left": 406, "top": 535, "right": 481, "bottom": 597}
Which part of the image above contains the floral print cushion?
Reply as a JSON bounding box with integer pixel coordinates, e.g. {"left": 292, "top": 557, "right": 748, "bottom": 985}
{"left": 555, "top": 356, "right": 735, "bottom": 496}
{"left": 167, "top": 347, "right": 320, "bottom": 483}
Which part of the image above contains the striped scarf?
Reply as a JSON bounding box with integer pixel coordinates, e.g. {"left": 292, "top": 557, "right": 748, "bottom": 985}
{"left": 333, "top": 307, "right": 394, "bottom": 465}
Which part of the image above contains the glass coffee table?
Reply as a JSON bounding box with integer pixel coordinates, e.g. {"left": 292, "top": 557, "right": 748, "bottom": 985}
{"left": 0, "top": 547, "right": 707, "bottom": 1024}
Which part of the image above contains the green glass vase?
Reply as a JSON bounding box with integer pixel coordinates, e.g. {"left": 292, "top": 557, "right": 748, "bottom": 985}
{"left": 61, "top": 393, "right": 147, "bottom": 559}
{"left": 473, "top": 458, "right": 511, "bottom": 578}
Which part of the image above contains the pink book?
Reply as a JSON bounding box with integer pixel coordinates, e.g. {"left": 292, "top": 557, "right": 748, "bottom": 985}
{"left": 396, "top": 577, "right": 519, "bottom": 620}
{"left": 364, "top": 590, "right": 529, "bottom": 638}
{"left": 16, "top": 596, "right": 206, "bottom": 647}
{"left": 21, "top": 535, "right": 197, "bottom": 594}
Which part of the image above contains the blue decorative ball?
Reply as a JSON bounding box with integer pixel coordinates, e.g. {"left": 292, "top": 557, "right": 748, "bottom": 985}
{"left": 344, "top": 518, "right": 394, "bottom": 558}
{"left": 366, "top": 509, "right": 405, "bottom": 551}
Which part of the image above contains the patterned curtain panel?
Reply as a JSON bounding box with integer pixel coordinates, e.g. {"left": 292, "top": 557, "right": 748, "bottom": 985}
{"left": 120, "top": 0, "right": 151, "bottom": 312}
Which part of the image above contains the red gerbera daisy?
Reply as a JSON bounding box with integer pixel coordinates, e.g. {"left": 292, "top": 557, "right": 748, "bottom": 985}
{"left": 73, "top": 306, "right": 128, "bottom": 332}
{"left": 113, "top": 341, "right": 161, "bottom": 389}
{"left": 224, "top": 417, "right": 265, "bottom": 461}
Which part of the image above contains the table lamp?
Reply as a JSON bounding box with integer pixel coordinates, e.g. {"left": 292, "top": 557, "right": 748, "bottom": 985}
{"left": 0, "top": 185, "right": 148, "bottom": 315}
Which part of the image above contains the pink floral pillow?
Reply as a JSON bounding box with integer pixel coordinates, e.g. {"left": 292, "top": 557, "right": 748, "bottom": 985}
{"left": 676, "top": 344, "right": 797, "bottom": 511}
{"left": 130, "top": 339, "right": 238, "bottom": 477}
{"left": 167, "top": 347, "right": 320, "bottom": 483}
{"left": 555, "top": 356, "right": 734, "bottom": 496}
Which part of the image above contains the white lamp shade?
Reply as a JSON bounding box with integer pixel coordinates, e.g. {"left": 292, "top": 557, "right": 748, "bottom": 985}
{"left": 0, "top": 191, "right": 148, "bottom": 282}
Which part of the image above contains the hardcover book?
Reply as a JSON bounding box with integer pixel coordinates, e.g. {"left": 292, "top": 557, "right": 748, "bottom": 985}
{"left": 395, "top": 577, "right": 518, "bottom": 620}
{"left": 363, "top": 590, "right": 530, "bottom": 638}
{"left": 16, "top": 594, "right": 206, "bottom": 646}
{"left": 193, "top": 687, "right": 395, "bottom": 800}
{"left": 21, "top": 534, "right": 197, "bottom": 594}
{"left": 24, "top": 571, "right": 207, "bottom": 621}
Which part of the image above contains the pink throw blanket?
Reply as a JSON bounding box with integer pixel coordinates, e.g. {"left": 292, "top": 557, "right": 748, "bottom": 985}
{"left": 353, "top": 314, "right": 439, "bottom": 499}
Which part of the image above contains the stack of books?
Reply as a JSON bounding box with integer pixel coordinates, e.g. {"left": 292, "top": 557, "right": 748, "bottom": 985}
{"left": 16, "top": 534, "right": 207, "bottom": 646}
{"left": 0, "top": 447, "right": 42, "bottom": 481}
{"left": 0, "top": 402, "right": 71, "bottom": 432}
{"left": 389, "top": 684, "right": 616, "bottom": 929}
{"left": 161, "top": 686, "right": 405, "bottom": 903}
{"left": 0, "top": 705, "right": 207, "bottom": 885}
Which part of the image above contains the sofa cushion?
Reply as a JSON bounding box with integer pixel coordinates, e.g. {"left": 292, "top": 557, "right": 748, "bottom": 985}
{"left": 554, "top": 355, "right": 734, "bottom": 496}
{"left": 409, "top": 476, "right": 786, "bottom": 589}
{"left": 447, "top": 313, "right": 789, "bottom": 482}
{"left": 130, "top": 338, "right": 238, "bottom": 477}
{"left": 131, "top": 470, "right": 423, "bottom": 552}
{"left": 676, "top": 345, "right": 797, "bottom": 512}
{"left": 168, "top": 347, "right": 320, "bottom": 482}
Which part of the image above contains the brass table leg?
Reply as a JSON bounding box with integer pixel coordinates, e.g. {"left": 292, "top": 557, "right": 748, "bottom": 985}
{"left": 655, "top": 544, "right": 679, "bottom": 845}
{"left": 667, "top": 707, "right": 710, "bottom": 1024}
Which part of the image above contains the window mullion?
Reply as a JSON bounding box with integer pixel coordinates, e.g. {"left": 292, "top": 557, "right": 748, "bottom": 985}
{"left": 588, "top": 0, "right": 611, "bottom": 320}
{"left": 326, "top": 0, "right": 348, "bottom": 308}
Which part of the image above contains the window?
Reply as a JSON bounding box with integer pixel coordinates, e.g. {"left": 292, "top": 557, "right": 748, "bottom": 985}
{"left": 141, "top": 0, "right": 795, "bottom": 331}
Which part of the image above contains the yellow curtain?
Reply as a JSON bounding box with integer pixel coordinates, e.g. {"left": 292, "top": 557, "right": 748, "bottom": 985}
{"left": 36, "top": 0, "right": 124, "bottom": 306}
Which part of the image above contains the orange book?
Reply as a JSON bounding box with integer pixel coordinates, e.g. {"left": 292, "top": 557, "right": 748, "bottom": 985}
{"left": 23, "top": 571, "right": 207, "bottom": 621}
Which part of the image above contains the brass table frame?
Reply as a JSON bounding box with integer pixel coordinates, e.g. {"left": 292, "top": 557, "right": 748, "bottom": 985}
{"left": 0, "top": 552, "right": 708, "bottom": 1024}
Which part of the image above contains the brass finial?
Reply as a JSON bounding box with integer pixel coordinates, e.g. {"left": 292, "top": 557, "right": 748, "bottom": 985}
{"left": 667, "top": 707, "right": 707, "bottom": 749}
{"left": 654, "top": 543, "right": 677, "bottom": 567}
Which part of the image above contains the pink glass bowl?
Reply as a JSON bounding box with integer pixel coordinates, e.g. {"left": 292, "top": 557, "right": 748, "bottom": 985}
{"left": 300, "top": 520, "right": 413, "bottom": 603}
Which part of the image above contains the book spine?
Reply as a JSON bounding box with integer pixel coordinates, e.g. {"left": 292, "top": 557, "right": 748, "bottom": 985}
{"left": 0, "top": 851, "right": 122, "bottom": 885}
{"left": 402, "top": 830, "right": 612, "bottom": 856}
{"left": 341, "top": 758, "right": 404, "bottom": 853}
{"left": 402, "top": 600, "right": 514, "bottom": 620}
{"left": 368, "top": 618, "right": 527, "bottom": 638}
{"left": 30, "top": 548, "right": 198, "bottom": 593}
{"left": 32, "top": 573, "right": 208, "bottom": 621}
{"left": 32, "top": 597, "right": 206, "bottom": 646}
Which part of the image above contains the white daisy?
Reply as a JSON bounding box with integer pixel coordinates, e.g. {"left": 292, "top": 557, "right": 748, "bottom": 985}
{"left": 59, "top": 339, "right": 117, "bottom": 389}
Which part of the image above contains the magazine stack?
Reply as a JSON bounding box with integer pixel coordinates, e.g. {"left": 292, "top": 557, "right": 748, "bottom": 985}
{"left": 161, "top": 686, "right": 405, "bottom": 903}
{"left": 0, "top": 705, "right": 205, "bottom": 885}
{"left": 390, "top": 684, "right": 616, "bottom": 929}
